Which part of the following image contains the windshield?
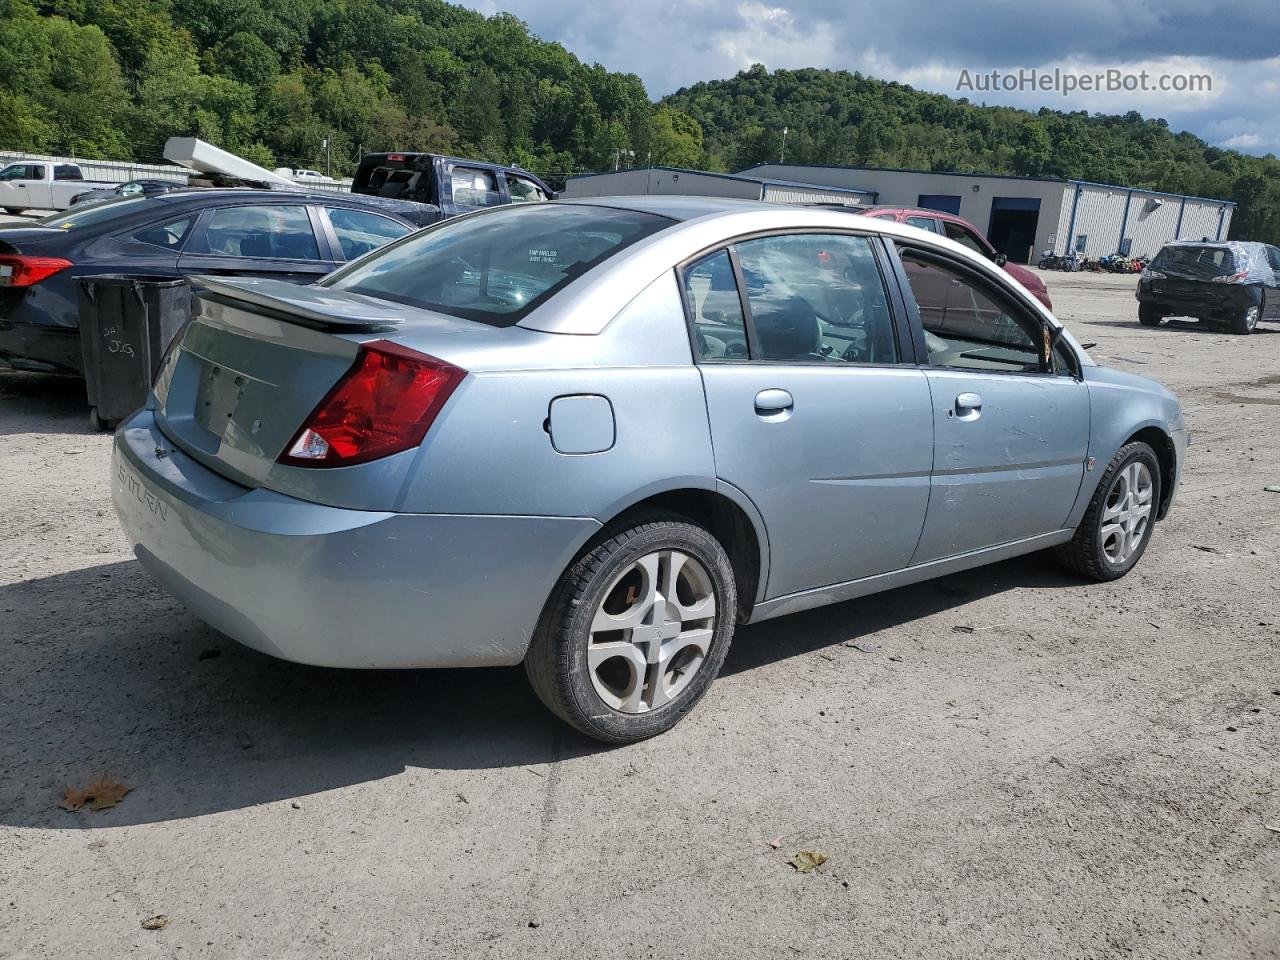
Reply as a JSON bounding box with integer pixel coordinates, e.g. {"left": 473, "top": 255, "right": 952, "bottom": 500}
{"left": 323, "top": 204, "right": 673, "bottom": 326}
{"left": 39, "top": 197, "right": 150, "bottom": 230}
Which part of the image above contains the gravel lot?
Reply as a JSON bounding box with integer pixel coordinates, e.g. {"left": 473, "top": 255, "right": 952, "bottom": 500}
{"left": 1, "top": 269, "right": 1278, "bottom": 960}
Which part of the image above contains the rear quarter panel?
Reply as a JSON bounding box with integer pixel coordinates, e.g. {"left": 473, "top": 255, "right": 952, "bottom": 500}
{"left": 395, "top": 271, "right": 718, "bottom": 521}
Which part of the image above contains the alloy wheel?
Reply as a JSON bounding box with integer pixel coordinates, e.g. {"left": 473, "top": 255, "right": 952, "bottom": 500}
{"left": 1100, "top": 461, "right": 1154, "bottom": 565}
{"left": 587, "top": 549, "right": 717, "bottom": 713}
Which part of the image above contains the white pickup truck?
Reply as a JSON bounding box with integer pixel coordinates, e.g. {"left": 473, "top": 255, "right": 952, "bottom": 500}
{"left": 0, "top": 161, "right": 114, "bottom": 214}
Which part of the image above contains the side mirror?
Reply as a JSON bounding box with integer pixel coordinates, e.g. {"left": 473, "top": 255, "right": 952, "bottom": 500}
{"left": 993, "top": 252, "right": 1008, "bottom": 267}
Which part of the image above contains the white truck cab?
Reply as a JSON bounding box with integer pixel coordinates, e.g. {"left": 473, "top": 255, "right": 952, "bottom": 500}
{"left": 0, "top": 161, "right": 111, "bottom": 214}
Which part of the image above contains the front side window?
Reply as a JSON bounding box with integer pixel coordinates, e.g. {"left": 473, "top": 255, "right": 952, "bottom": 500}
{"left": 734, "top": 233, "right": 898, "bottom": 364}
{"left": 506, "top": 174, "right": 548, "bottom": 203}
{"left": 682, "top": 250, "right": 749, "bottom": 360}
{"left": 449, "top": 167, "right": 501, "bottom": 209}
{"left": 189, "top": 204, "right": 319, "bottom": 260}
{"left": 325, "top": 207, "right": 411, "bottom": 260}
{"left": 0, "top": 165, "right": 30, "bottom": 181}
{"left": 325, "top": 204, "right": 672, "bottom": 326}
{"left": 898, "top": 248, "right": 1046, "bottom": 373}
{"left": 942, "top": 220, "right": 989, "bottom": 256}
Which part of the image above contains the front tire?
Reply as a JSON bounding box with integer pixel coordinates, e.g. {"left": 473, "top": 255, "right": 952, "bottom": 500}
{"left": 3, "top": 207, "right": 24, "bottom": 216}
{"left": 1229, "top": 304, "right": 1259, "bottom": 335}
{"left": 1057, "top": 441, "right": 1162, "bottom": 582}
{"left": 1138, "top": 304, "right": 1162, "bottom": 327}
{"left": 525, "top": 516, "right": 737, "bottom": 744}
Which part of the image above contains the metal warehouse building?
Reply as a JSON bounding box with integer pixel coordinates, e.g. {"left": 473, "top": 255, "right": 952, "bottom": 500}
{"left": 744, "top": 163, "right": 1234, "bottom": 264}
{"left": 562, "top": 166, "right": 876, "bottom": 207}
{"left": 565, "top": 162, "right": 1235, "bottom": 265}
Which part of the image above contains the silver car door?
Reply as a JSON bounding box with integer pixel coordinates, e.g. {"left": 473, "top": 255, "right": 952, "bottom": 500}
{"left": 894, "top": 245, "right": 1089, "bottom": 563}
{"left": 686, "top": 234, "right": 934, "bottom": 600}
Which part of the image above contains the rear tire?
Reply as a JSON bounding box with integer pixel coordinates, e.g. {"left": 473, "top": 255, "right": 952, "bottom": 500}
{"left": 1057, "top": 441, "right": 1162, "bottom": 582}
{"left": 3, "top": 207, "right": 24, "bottom": 216}
{"left": 525, "top": 515, "right": 737, "bottom": 744}
{"left": 1138, "top": 304, "right": 1162, "bottom": 326}
{"left": 1229, "top": 304, "right": 1259, "bottom": 335}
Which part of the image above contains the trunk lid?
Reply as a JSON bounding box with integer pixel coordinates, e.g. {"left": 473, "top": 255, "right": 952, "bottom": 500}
{"left": 152, "top": 276, "right": 519, "bottom": 502}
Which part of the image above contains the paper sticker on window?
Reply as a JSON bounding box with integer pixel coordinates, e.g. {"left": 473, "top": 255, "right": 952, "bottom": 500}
{"left": 529, "top": 248, "right": 558, "bottom": 263}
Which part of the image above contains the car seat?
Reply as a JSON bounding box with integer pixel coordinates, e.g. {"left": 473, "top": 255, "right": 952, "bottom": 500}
{"left": 753, "top": 296, "right": 820, "bottom": 359}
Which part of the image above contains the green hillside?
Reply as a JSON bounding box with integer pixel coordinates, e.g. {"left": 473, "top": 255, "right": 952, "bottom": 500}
{"left": 0, "top": 0, "right": 702, "bottom": 184}
{"left": 668, "top": 65, "right": 1280, "bottom": 241}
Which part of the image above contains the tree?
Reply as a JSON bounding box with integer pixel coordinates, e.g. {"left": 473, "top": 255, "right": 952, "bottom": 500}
{"left": 648, "top": 108, "right": 703, "bottom": 168}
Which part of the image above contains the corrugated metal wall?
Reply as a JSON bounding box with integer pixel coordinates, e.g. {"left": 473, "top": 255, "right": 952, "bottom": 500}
{"left": 759, "top": 184, "right": 865, "bottom": 205}
{"left": 1178, "top": 200, "right": 1232, "bottom": 243}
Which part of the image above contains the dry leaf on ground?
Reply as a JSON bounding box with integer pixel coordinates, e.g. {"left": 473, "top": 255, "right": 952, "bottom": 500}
{"left": 789, "top": 850, "right": 828, "bottom": 873}
{"left": 58, "top": 774, "right": 133, "bottom": 812}
{"left": 141, "top": 915, "right": 169, "bottom": 930}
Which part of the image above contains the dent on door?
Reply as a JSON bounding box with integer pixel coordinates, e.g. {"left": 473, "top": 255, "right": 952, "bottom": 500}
{"left": 912, "top": 370, "right": 1089, "bottom": 563}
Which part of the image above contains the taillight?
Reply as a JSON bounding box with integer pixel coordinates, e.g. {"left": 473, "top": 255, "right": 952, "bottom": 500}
{"left": 0, "top": 255, "right": 73, "bottom": 288}
{"left": 280, "top": 340, "right": 465, "bottom": 468}
{"left": 1211, "top": 270, "right": 1249, "bottom": 283}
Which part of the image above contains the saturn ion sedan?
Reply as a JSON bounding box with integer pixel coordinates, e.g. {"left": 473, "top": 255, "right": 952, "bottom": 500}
{"left": 113, "top": 198, "right": 1187, "bottom": 743}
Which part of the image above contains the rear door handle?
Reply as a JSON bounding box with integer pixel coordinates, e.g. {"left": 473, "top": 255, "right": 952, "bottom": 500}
{"left": 754, "top": 388, "right": 793, "bottom": 418}
{"left": 953, "top": 392, "right": 983, "bottom": 421}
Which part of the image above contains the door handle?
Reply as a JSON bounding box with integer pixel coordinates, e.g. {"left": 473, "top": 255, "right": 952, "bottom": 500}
{"left": 754, "top": 388, "right": 793, "bottom": 418}
{"left": 953, "top": 392, "right": 982, "bottom": 421}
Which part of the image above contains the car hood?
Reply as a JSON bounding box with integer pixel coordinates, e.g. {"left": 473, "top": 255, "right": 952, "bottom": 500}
{"left": 1005, "top": 261, "right": 1046, "bottom": 292}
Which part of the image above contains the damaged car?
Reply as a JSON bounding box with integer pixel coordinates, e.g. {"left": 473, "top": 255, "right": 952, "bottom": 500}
{"left": 1137, "top": 239, "right": 1280, "bottom": 334}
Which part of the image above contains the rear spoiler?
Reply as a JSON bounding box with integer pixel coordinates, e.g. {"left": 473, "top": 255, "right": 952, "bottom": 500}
{"left": 190, "top": 275, "right": 404, "bottom": 332}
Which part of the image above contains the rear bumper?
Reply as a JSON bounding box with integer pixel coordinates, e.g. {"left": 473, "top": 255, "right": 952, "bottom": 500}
{"left": 112, "top": 410, "right": 599, "bottom": 668}
{"left": 1137, "top": 281, "right": 1260, "bottom": 318}
{"left": 0, "top": 320, "right": 81, "bottom": 373}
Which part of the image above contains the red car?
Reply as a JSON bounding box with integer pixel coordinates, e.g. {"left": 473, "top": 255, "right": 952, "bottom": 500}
{"left": 860, "top": 206, "right": 1053, "bottom": 311}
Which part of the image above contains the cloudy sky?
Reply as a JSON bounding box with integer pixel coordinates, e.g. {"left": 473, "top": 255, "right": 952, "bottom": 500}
{"left": 463, "top": 0, "right": 1280, "bottom": 155}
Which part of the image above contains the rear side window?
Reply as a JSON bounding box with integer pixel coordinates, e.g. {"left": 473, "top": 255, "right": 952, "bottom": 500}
{"left": 132, "top": 216, "right": 193, "bottom": 250}
{"left": 189, "top": 204, "right": 319, "bottom": 260}
{"left": 449, "top": 167, "right": 501, "bottom": 210}
{"left": 325, "top": 204, "right": 672, "bottom": 326}
{"left": 683, "top": 250, "right": 749, "bottom": 360}
{"left": 906, "top": 216, "right": 939, "bottom": 232}
{"left": 325, "top": 207, "right": 411, "bottom": 260}
{"left": 54, "top": 165, "right": 83, "bottom": 181}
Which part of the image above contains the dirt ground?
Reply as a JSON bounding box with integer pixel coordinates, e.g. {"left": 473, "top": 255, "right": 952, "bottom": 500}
{"left": 1, "top": 268, "right": 1278, "bottom": 960}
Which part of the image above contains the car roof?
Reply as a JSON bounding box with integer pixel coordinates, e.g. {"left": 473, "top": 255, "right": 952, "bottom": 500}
{"left": 148, "top": 187, "right": 435, "bottom": 220}
{"left": 564, "top": 194, "right": 785, "bottom": 221}
{"left": 863, "top": 205, "right": 968, "bottom": 223}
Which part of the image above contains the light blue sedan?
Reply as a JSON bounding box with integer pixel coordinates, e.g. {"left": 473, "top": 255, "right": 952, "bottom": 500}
{"left": 113, "top": 198, "right": 1187, "bottom": 742}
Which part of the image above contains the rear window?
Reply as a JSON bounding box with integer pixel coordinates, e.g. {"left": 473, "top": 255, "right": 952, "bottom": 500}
{"left": 38, "top": 197, "right": 150, "bottom": 229}
{"left": 324, "top": 204, "right": 673, "bottom": 326}
{"left": 1151, "top": 245, "right": 1236, "bottom": 278}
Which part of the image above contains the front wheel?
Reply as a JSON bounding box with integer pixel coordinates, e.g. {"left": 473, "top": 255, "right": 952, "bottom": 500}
{"left": 1229, "top": 304, "right": 1259, "bottom": 335}
{"left": 1057, "top": 441, "right": 1161, "bottom": 581}
{"left": 525, "top": 516, "right": 737, "bottom": 743}
{"left": 1138, "top": 304, "right": 1162, "bottom": 326}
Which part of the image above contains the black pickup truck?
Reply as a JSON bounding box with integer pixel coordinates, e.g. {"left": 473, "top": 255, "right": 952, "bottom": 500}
{"left": 351, "top": 153, "right": 554, "bottom": 216}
